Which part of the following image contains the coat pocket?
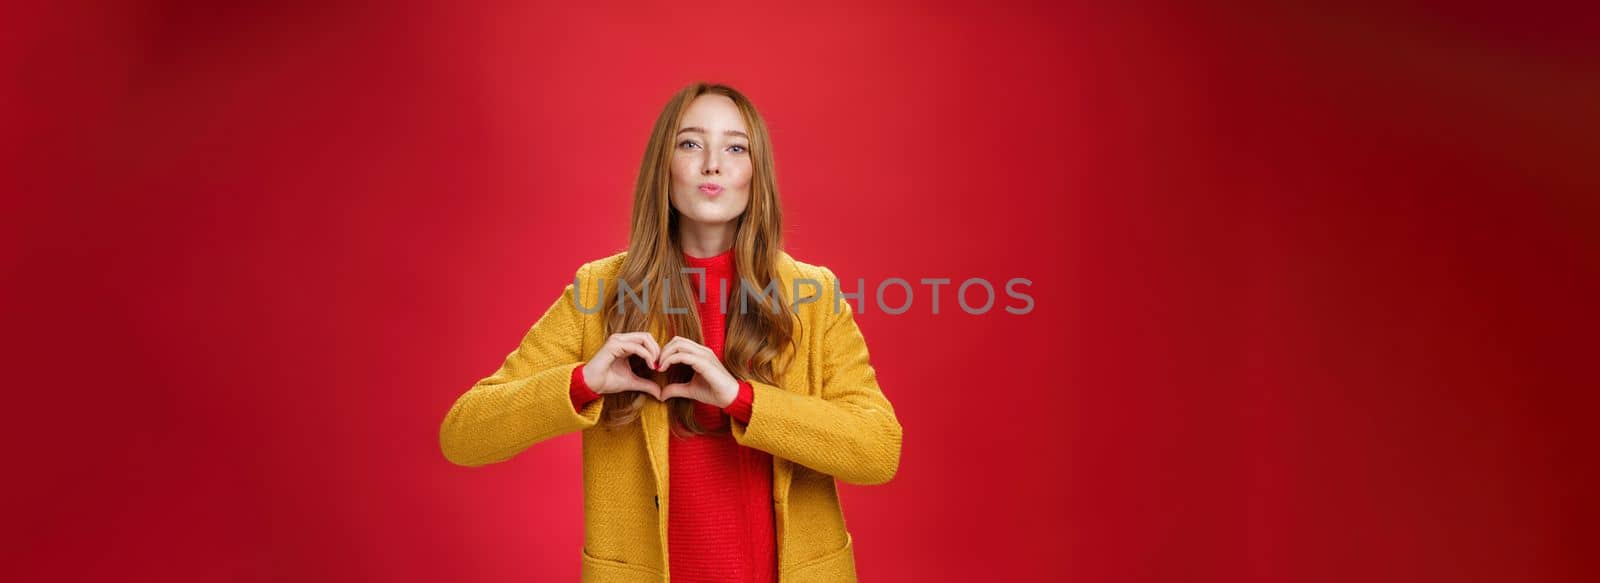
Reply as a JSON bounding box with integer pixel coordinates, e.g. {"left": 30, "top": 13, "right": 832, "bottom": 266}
{"left": 779, "top": 532, "right": 856, "bottom": 582}
{"left": 580, "top": 547, "right": 664, "bottom": 582}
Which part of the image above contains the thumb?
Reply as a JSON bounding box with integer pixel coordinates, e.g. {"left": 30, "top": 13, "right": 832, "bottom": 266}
{"left": 633, "top": 378, "right": 663, "bottom": 400}
{"left": 660, "top": 383, "right": 693, "bottom": 401}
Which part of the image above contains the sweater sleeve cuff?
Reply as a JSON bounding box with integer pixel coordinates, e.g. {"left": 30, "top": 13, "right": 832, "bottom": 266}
{"left": 570, "top": 363, "right": 602, "bottom": 411}
{"left": 723, "top": 380, "right": 755, "bottom": 423}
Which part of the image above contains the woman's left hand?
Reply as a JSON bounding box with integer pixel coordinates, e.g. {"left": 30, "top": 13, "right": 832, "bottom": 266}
{"left": 655, "top": 336, "right": 740, "bottom": 408}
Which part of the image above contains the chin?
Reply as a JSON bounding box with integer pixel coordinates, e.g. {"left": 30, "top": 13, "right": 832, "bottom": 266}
{"left": 686, "top": 210, "right": 742, "bottom": 224}
{"left": 679, "top": 201, "right": 745, "bottom": 223}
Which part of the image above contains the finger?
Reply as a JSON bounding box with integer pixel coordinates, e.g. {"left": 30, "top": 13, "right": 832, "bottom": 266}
{"left": 588, "top": 344, "right": 651, "bottom": 395}
{"left": 671, "top": 336, "right": 715, "bottom": 361}
{"left": 615, "top": 335, "right": 659, "bottom": 364}
{"left": 661, "top": 383, "right": 712, "bottom": 405}
{"left": 665, "top": 335, "right": 708, "bottom": 353}
{"left": 616, "top": 331, "right": 655, "bottom": 343}
{"left": 656, "top": 338, "right": 687, "bottom": 370}
{"left": 658, "top": 352, "right": 707, "bottom": 374}
{"left": 660, "top": 383, "right": 693, "bottom": 401}
{"left": 613, "top": 340, "right": 654, "bottom": 365}
{"left": 616, "top": 332, "right": 662, "bottom": 362}
{"left": 591, "top": 341, "right": 623, "bottom": 366}
{"left": 684, "top": 340, "right": 716, "bottom": 359}
{"left": 603, "top": 336, "right": 641, "bottom": 361}
{"left": 617, "top": 333, "right": 656, "bottom": 360}
{"left": 655, "top": 347, "right": 684, "bottom": 372}
{"left": 630, "top": 378, "right": 662, "bottom": 400}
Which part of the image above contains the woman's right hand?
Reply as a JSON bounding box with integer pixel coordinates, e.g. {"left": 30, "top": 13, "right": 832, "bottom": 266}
{"left": 581, "top": 332, "right": 663, "bottom": 399}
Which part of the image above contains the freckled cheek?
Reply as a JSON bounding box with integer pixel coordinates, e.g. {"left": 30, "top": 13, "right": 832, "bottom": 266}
{"left": 671, "top": 159, "right": 695, "bottom": 184}
{"left": 731, "top": 162, "right": 754, "bottom": 190}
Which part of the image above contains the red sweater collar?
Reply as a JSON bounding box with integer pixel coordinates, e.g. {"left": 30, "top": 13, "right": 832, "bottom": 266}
{"left": 683, "top": 248, "right": 736, "bottom": 288}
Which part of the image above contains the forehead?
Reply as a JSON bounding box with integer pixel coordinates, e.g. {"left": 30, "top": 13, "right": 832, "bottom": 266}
{"left": 678, "top": 94, "right": 747, "bottom": 132}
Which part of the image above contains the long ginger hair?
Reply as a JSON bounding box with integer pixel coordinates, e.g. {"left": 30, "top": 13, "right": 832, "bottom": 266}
{"left": 599, "top": 82, "right": 796, "bottom": 436}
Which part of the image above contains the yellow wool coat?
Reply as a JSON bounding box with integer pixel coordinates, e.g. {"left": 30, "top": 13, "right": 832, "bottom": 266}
{"left": 439, "top": 250, "right": 904, "bottom": 582}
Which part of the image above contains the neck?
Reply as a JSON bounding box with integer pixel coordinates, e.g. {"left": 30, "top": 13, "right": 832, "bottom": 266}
{"left": 677, "top": 217, "right": 737, "bottom": 259}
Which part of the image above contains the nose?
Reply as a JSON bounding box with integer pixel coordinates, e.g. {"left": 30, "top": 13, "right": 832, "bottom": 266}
{"left": 701, "top": 151, "right": 721, "bottom": 175}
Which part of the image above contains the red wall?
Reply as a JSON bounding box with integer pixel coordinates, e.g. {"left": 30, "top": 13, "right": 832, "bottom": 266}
{"left": 5, "top": 1, "right": 1596, "bottom": 580}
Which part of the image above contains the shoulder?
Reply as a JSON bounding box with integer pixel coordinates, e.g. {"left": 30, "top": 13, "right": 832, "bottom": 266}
{"left": 576, "top": 249, "right": 629, "bottom": 282}
{"left": 557, "top": 250, "right": 627, "bottom": 307}
{"left": 777, "top": 250, "right": 837, "bottom": 285}
{"left": 778, "top": 251, "right": 857, "bottom": 323}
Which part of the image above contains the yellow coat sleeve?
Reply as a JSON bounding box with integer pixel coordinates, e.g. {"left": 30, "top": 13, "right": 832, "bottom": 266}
{"left": 439, "top": 261, "right": 605, "bottom": 467}
{"left": 730, "top": 267, "right": 905, "bottom": 485}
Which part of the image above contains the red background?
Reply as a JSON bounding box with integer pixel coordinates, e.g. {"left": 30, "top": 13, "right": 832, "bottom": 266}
{"left": 5, "top": 1, "right": 1597, "bottom": 580}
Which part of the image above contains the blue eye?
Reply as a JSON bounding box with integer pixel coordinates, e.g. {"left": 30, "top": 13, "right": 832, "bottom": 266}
{"left": 678, "top": 140, "right": 700, "bottom": 149}
{"left": 729, "top": 145, "right": 747, "bottom": 153}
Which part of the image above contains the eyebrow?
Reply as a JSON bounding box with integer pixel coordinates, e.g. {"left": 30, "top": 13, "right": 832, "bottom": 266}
{"left": 676, "top": 126, "right": 750, "bottom": 140}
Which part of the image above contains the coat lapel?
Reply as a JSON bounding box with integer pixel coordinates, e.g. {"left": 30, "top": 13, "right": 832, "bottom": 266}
{"left": 640, "top": 316, "right": 672, "bottom": 494}
{"left": 769, "top": 252, "right": 815, "bottom": 503}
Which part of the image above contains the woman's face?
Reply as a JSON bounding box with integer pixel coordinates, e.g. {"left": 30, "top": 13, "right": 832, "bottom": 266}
{"left": 669, "top": 94, "right": 753, "bottom": 226}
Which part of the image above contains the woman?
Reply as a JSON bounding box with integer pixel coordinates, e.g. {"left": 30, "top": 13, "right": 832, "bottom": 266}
{"left": 439, "top": 82, "right": 903, "bottom": 582}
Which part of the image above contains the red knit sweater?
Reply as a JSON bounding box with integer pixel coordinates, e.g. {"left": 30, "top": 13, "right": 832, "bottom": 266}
{"left": 568, "top": 248, "right": 776, "bottom": 582}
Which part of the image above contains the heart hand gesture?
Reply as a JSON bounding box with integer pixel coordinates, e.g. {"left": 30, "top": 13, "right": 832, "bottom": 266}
{"left": 654, "top": 336, "right": 739, "bottom": 408}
